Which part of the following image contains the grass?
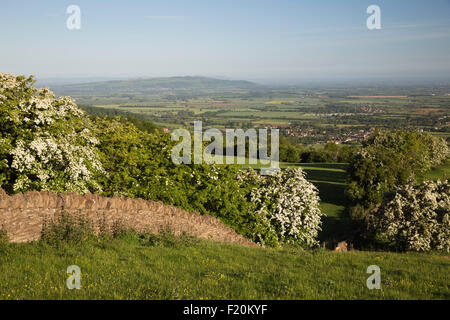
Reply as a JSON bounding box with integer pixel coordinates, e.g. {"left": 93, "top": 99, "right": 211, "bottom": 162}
{"left": 418, "top": 160, "right": 450, "bottom": 182}
{"left": 0, "top": 233, "right": 448, "bottom": 300}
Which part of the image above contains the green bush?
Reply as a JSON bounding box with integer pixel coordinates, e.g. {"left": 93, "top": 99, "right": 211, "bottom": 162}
{"left": 93, "top": 117, "right": 259, "bottom": 241}
{"left": 93, "top": 117, "right": 326, "bottom": 247}
{"left": 348, "top": 204, "right": 370, "bottom": 221}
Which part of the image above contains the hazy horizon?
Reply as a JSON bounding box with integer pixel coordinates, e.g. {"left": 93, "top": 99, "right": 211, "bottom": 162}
{"left": 33, "top": 74, "right": 450, "bottom": 89}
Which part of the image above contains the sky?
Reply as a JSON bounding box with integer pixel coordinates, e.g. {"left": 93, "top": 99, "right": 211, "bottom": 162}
{"left": 1, "top": 0, "right": 450, "bottom": 84}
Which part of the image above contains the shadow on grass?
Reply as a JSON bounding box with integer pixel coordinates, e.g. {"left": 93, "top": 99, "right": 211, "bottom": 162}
{"left": 303, "top": 169, "right": 347, "bottom": 184}
{"left": 312, "top": 180, "right": 354, "bottom": 244}
{"left": 319, "top": 210, "right": 357, "bottom": 245}
{"left": 286, "top": 163, "right": 349, "bottom": 171}
{"left": 313, "top": 182, "right": 348, "bottom": 206}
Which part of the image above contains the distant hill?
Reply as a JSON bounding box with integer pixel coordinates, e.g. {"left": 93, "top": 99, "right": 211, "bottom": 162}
{"left": 51, "top": 76, "right": 265, "bottom": 98}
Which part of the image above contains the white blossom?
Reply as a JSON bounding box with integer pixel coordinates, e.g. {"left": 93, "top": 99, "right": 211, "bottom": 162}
{"left": 239, "top": 168, "right": 324, "bottom": 247}
{"left": 0, "top": 73, "right": 103, "bottom": 194}
{"left": 368, "top": 180, "right": 450, "bottom": 252}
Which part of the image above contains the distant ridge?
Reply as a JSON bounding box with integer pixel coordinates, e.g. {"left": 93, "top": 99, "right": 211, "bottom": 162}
{"left": 51, "top": 76, "right": 264, "bottom": 97}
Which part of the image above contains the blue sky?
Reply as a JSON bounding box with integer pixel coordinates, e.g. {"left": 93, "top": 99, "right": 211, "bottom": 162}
{"left": 1, "top": 0, "right": 450, "bottom": 83}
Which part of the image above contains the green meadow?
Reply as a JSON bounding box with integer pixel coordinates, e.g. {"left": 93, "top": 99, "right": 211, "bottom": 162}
{"left": 0, "top": 233, "right": 448, "bottom": 300}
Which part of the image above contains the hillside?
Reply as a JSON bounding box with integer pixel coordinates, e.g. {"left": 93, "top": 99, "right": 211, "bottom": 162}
{"left": 1, "top": 234, "right": 448, "bottom": 300}
{"left": 51, "top": 76, "right": 265, "bottom": 98}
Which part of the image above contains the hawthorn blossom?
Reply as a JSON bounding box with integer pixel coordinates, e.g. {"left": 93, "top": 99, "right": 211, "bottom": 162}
{"left": 0, "top": 73, "right": 103, "bottom": 194}
{"left": 368, "top": 180, "right": 450, "bottom": 252}
{"left": 240, "top": 168, "right": 324, "bottom": 247}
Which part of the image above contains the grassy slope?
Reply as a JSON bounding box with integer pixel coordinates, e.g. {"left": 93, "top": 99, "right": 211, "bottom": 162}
{"left": 0, "top": 235, "right": 448, "bottom": 300}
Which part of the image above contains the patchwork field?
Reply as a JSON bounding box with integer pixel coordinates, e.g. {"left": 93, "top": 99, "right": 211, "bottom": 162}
{"left": 64, "top": 81, "right": 449, "bottom": 140}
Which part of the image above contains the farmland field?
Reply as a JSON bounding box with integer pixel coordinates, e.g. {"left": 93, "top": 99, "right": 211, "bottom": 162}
{"left": 53, "top": 78, "right": 448, "bottom": 145}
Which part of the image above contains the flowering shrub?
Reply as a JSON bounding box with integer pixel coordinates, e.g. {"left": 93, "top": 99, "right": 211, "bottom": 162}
{"left": 422, "top": 134, "right": 449, "bottom": 168}
{"left": 347, "top": 129, "right": 449, "bottom": 208}
{"left": 0, "top": 73, "right": 103, "bottom": 193}
{"left": 240, "top": 168, "right": 323, "bottom": 247}
{"left": 366, "top": 180, "right": 450, "bottom": 252}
